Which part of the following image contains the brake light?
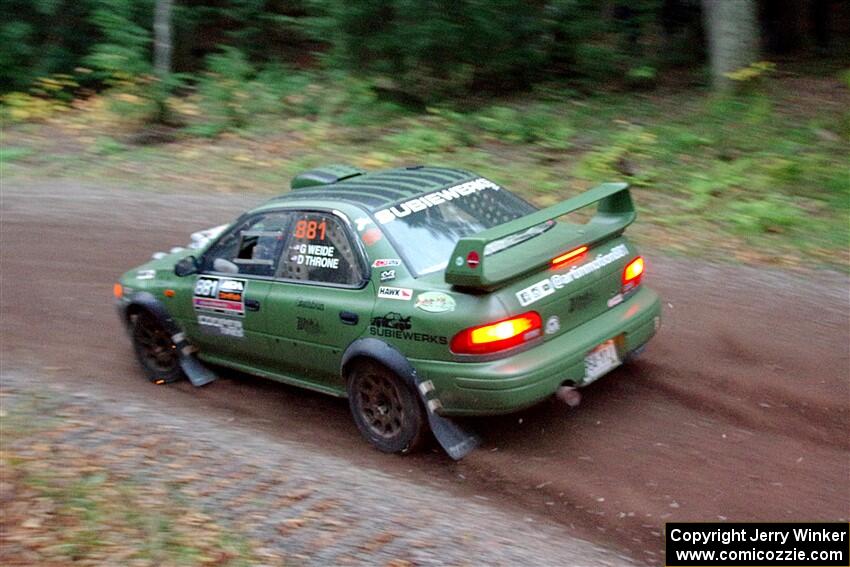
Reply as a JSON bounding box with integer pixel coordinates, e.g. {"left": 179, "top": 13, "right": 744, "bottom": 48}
{"left": 551, "top": 245, "right": 588, "bottom": 268}
{"left": 451, "top": 312, "right": 542, "bottom": 355}
{"left": 622, "top": 256, "right": 644, "bottom": 292}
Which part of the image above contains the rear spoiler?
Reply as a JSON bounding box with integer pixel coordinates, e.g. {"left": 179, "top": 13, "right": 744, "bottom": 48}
{"left": 444, "top": 183, "right": 635, "bottom": 289}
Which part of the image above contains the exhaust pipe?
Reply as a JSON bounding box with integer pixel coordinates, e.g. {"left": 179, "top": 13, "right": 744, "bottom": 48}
{"left": 556, "top": 385, "right": 581, "bottom": 408}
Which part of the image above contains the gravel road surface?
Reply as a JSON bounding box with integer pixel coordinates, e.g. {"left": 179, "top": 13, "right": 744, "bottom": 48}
{"left": 1, "top": 371, "right": 633, "bottom": 566}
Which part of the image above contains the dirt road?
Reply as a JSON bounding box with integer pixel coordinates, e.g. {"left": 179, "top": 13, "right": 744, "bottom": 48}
{"left": 2, "top": 180, "right": 848, "bottom": 563}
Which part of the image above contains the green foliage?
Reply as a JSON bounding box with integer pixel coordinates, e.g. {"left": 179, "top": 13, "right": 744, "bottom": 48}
{"left": 300, "top": 72, "right": 407, "bottom": 126}
{"left": 625, "top": 65, "right": 657, "bottom": 89}
{"left": 0, "top": 0, "right": 97, "bottom": 91}
{"left": 473, "top": 105, "right": 574, "bottom": 150}
{"left": 724, "top": 61, "right": 776, "bottom": 93}
{"left": 571, "top": 44, "right": 624, "bottom": 83}
{"left": 85, "top": 0, "right": 152, "bottom": 81}
{"left": 310, "top": 0, "right": 665, "bottom": 100}
{"left": 1, "top": 90, "right": 68, "bottom": 122}
{"left": 574, "top": 126, "right": 657, "bottom": 186}
{"left": 82, "top": 0, "right": 189, "bottom": 126}
{"left": 218, "top": 0, "right": 309, "bottom": 62}
{"left": 92, "top": 136, "right": 127, "bottom": 156}
{"left": 5, "top": 72, "right": 848, "bottom": 268}
{"left": 385, "top": 124, "right": 459, "bottom": 156}
{"left": 1, "top": 0, "right": 845, "bottom": 108}
{"left": 0, "top": 21, "right": 36, "bottom": 90}
{"left": 726, "top": 198, "right": 803, "bottom": 235}
{"left": 190, "top": 47, "right": 255, "bottom": 134}
{"left": 840, "top": 69, "right": 850, "bottom": 89}
{"left": 0, "top": 147, "right": 35, "bottom": 163}
{"left": 187, "top": 56, "right": 411, "bottom": 136}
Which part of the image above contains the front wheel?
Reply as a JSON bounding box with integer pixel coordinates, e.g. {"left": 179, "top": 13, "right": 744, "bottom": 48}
{"left": 130, "top": 311, "right": 184, "bottom": 384}
{"left": 347, "top": 361, "right": 427, "bottom": 454}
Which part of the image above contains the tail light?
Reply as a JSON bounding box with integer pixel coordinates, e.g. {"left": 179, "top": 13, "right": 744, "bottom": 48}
{"left": 551, "top": 245, "right": 588, "bottom": 269}
{"left": 113, "top": 283, "right": 123, "bottom": 298}
{"left": 622, "top": 256, "right": 644, "bottom": 293}
{"left": 451, "top": 312, "right": 542, "bottom": 355}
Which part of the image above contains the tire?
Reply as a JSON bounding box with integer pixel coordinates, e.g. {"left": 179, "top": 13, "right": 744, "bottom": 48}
{"left": 347, "top": 360, "right": 427, "bottom": 454}
{"left": 130, "top": 310, "right": 184, "bottom": 384}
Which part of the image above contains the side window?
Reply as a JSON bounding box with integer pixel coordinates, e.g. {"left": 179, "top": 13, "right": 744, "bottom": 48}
{"left": 279, "top": 212, "right": 363, "bottom": 286}
{"left": 202, "top": 212, "right": 291, "bottom": 277}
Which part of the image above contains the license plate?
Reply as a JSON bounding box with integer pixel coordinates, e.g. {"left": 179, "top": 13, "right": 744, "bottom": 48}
{"left": 583, "top": 340, "right": 620, "bottom": 384}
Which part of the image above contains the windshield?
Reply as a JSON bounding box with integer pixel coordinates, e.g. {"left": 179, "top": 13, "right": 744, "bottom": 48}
{"left": 374, "top": 178, "right": 539, "bottom": 276}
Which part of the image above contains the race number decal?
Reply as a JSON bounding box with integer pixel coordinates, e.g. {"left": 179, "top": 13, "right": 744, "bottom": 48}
{"left": 193, "top": 276, "right": 247, "bottom": 316}
{"left": 293, "top": 218, "right": 327, "bottom": 240}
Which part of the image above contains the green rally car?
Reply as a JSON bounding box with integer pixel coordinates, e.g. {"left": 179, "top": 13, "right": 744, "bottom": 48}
{"left": 115, "top": 165, "right": 661, "bottom": 458}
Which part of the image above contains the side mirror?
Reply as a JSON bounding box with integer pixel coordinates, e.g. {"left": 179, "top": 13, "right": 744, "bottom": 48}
{"left": 174, "top": 255, "right": 200, "bottom": 277}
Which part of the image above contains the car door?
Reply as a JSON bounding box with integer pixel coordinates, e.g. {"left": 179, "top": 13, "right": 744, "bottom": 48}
{"left": 179, "top": 211, "right": 293, "bottom": 369}
{"left": 259, "top": 210, "right": 374, "bottom": 392}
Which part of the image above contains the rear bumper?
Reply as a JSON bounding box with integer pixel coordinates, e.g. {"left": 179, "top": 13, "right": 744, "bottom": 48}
{"left": 411, "top": 286, "right": 662, "bottom": 416}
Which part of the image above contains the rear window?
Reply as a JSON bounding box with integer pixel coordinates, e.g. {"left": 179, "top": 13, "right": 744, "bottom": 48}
{"left": 373, "top": 178, "right": 537, "bottom": 276}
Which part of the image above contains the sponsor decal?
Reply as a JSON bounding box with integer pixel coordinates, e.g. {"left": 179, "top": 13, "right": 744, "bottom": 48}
{"left": 516, "top": 245, "right": 629, "bottom": 307}
{"left": 370, "top": 312, "right": 411, "bottom": 330}
{"left": 545, "top": 315, "right": 561, "bottom": 335}
{"left": 379, "top": 269, "right": 396, "bottom": 282}
{"left": 374, "top": 177, "right": 500, "bottom": 225}
{"left": 415, "top": 291, "right": 456, "bottom": 313}
{"left": 378, "top": 286, "right": 413, "bottom": 301}
{"left": 296, "top": 298, "right": 325, "bottom": 311}
{"left": 369, "top": 312, "right": 447, "bottom": 344}
{"left": 362, "top": 227, "right": 383, "bottom": 246}
{"left": 296, "top": 316, "right": 321, "bottom": 335}
{"left": 515, "top": 279, "right": 556, "bottom": 307}
{"left": 569, "top": 291, "right": 594, "bottom": 313}
{"left": 372, "top": 258, "right": 401, "bottom": 268}
{"left": 607, "top": 293, "right": 624, "bottom": 308}
{"left": 197, "top": 314, "right": 244, "bottom": 338}
{"left": 193, "top": 276, "right": 246, "bottom": 316}
{"left": 290, "top": 243, "right": 340, "bottom": 269}
{"left": 136, "top": 269, "right": 156, "bottom": 280}
{"left": 355, "top": 217, "right": 373, "bottom": 232}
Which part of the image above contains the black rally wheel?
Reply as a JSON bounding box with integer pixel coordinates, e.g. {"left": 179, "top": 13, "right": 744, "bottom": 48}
{"left": 130, "top": 310, "right": 184, "bottom": 384}
{"left": 347, "top": 360, "right": 427, "bottom": 454}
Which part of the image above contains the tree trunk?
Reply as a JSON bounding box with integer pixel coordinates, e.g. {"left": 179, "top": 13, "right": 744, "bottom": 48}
{"left": 153, "top": 0, "right": 174, "bottom": 77}
{"left": 701, "top": 0, "right": 759, "bottom": 90}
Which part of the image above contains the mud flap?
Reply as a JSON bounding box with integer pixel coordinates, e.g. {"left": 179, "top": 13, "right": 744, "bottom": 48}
{"left": 122, "top": 293, "right": 217, "bottom": 388}
{"left": 416, "top": 379, "right": 480, "bottom": 460}
{"left": 172, "top": 333, "right": 217, "bottom": 387}
{"left": 340, "top": 338, "right": 479, "bottom": 460}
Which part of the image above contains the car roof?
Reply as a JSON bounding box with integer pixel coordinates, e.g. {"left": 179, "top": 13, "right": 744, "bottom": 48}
{"left": 263, "top": 165, "right": 478, "bottom": 213}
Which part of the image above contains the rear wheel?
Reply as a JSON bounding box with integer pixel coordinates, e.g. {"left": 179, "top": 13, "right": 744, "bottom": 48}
{"left": 347, "top": 361, "right": 427, "bottom": 454}
{"left": 130, "top": 311, "right": 183, "bottom": 384}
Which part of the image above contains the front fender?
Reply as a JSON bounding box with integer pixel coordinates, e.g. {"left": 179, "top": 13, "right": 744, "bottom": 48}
{"left": 121, "top": 291, "right": 182, "bottom": 336}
